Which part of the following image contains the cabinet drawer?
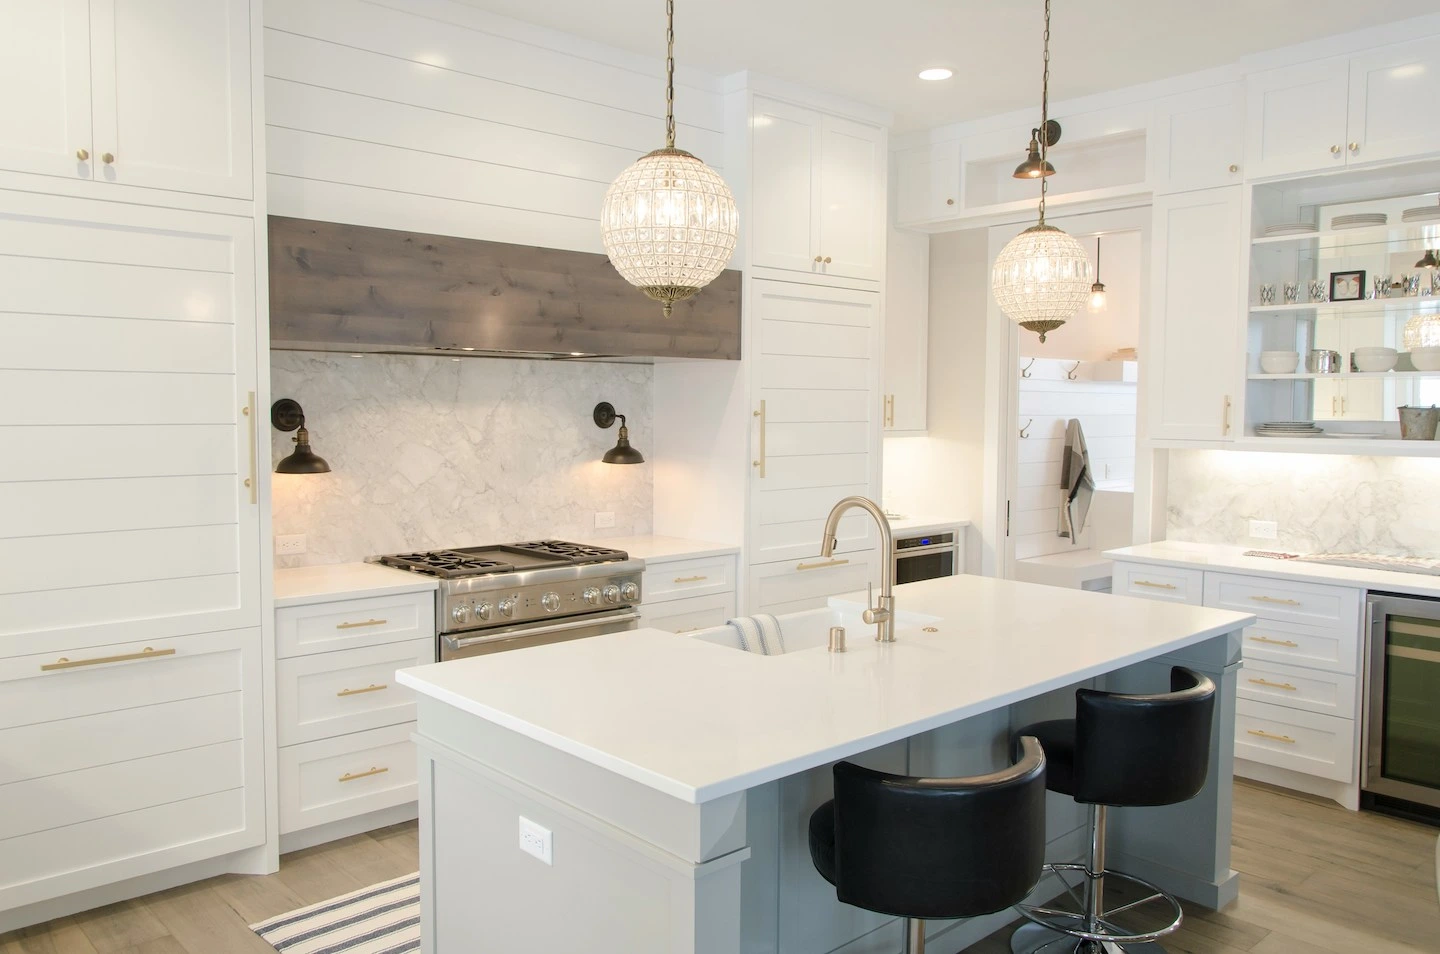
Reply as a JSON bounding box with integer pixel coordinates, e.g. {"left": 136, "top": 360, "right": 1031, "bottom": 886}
{"left": 279, "top": 724, "right": 418, "bottom": 834}
{"left": 1111, "top": 563, "right": 1204, "bottom": 604}
{"left": 640, "top": 593, "right": 736, "bottom": 634}
{"left": 1240, "top": 618, "right": 1360, "bottom": 675}
{"left": 1237, "top": 660, "right": 1357, "bottom": 718}
{"left": 1234, "top": 699, "right": 1355, "bottom": 782}
{"left": 1205, "top": 572, "right": 1360, "bottom": 630}
{"left": 276, "top": 592, "right": 434, "bottom": 658}
{"left": 640, "top": 555, "right": 736, "bottom": 603}
{"left": 277, "top": 638, "right": 433, "bottom": 746}
{"left": 749, "top": 551, "right": 880, "bottom": 616}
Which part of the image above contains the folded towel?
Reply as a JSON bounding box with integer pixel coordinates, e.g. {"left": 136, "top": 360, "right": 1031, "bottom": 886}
{"left": 726, "top": 614, "right": 786, "bottom": 655}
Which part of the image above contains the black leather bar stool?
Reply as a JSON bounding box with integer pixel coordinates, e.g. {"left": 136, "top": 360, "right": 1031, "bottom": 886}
{"left": 808, "top": 737, "right": 1048, "bottom": 954}
{"left": 1009, "top": 666, "right": 1216, "bottom": 954}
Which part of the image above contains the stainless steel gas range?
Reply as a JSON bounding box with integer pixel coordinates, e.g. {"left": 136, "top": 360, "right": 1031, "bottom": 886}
{"left": 374, "top": 540, "right": 644, "bottom": 660}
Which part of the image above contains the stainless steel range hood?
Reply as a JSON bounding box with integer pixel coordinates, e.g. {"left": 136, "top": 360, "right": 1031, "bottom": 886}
{"left": 268, "top": 217, "right": 741, "bottom": 362}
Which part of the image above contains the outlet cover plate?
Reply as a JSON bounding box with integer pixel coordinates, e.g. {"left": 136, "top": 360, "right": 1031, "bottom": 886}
{"left": 518, "top": 816, "right": 553, "bottom": 865}
{"left": 275, "top": 533, "right": 307, "bottom": 555}
{"left": 1249, "top": 520, "right": 1278, "bottom": 540}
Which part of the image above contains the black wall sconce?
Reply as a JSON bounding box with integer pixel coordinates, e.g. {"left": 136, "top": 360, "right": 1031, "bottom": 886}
{"left": 1012, "top": 119, "right": 1060, "bottom": 179}
{"left": 593, "top": 402, "right": 644, "bottom": 464}
{"left": 271, "top": 399, "right": 331, "bottom": 474}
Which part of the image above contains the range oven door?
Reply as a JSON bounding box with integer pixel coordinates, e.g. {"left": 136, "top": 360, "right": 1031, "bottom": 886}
{"left": 1364, "top": 593, "right": 1440, "bottom": 810}
{"left": 441, "top": 607, "right": 640, "bottom": 660}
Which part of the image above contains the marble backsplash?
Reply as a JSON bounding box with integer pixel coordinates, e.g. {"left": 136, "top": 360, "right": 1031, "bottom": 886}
{"left": 270, "top": 353, "right": 652, "bottom": 567}
{"left": 1166, "top": 450, "right": 1440, "bottom": 557}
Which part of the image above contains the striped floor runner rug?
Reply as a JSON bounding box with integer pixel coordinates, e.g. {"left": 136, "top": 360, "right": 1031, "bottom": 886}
{"left": 250, "top": 872, "right": 420, "bottom": 953}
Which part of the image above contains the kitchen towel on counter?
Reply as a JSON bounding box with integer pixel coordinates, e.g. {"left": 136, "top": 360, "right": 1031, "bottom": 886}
{"left": 727, "top": 614, "right": 786, "bottom": 655}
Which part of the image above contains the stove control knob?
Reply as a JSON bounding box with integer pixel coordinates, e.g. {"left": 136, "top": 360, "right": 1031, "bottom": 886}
{"left": 451, "top": 603, "right": 472, "bottom": 625}
{"left": 602, "top": 584, "right": 621, "bottom": 604}
{"left": 583, "top": 586, "right": 602, "bottom": 606}
{"left": 541, "top": 592, "right": 561, "bottom": 613}
{"left": 475, "top": 601, "right": 493, "bottom": 621}
{"left": 619, "top": 581, "right": 639, "bottom": 603}
{"left": 498, "top": 596, "right": 517, "bottom": 618}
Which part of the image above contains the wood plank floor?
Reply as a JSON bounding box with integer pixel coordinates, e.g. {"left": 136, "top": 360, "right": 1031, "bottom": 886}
{"left": 4, "top": 781, "right": 1436, "bottom": 953}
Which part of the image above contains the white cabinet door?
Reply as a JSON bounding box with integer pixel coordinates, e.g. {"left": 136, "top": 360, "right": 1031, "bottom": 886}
{"left": 1245, "top": 59, "right": 1349, "bottom": 179}
{"left": 1152, "top": 85, "right": 1244, "bottom": 194}
{"left": 816, "top": 115, "right": 884, "bottom": 281}
{"left": 883, "top": 226, "right": 928, "bottom": 432}
{"left": 1148, "top": 187, "right": 1243, "bottom": 441}
{"left": 748, "top": 281, "right": 881, "bottom": 565}
{"left": 1346, "top": 39, "right": 1440, "bottom": 167}
{"left": 894, "top": 141, "right": 961, "bottom": 227}
{"left": 0, "top": 0, "right": 92, "bottom": 180}
{"left": 750, "top": 97, "right": 821, "bottom": 274}
{"left": 89, "top": 0, "right": 252, "bottom": 198}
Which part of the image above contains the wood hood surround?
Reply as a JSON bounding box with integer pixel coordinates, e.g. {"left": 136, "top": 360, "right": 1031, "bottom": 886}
{"left": 267, "top": 216, "right": 742, "bottom": 361}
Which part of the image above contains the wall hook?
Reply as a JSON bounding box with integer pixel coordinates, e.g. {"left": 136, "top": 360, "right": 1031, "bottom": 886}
{"left": 1066, "top": 361, "right": 1081, "bottom": 381}
{"left": 1019, "top": 419, "right": 1033, "bottom": 439}
{"left": 1021, "top": 358, "right": 1036, "bottom": 379}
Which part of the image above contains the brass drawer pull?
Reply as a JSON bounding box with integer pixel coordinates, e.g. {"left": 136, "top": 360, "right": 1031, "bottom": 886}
{"left": 242, "top": 392, "right": 257, "bottom": 505}
{"left": 42, "top": 646, "right": 175, "bottom": 671}
{"left": 336, "top": 618, "right": 388, "bottom": 629}
{"left": 673, "top": 575, "right": 708, "bottom": 583}
{"left": 337, "top": 683, "right": 388, "bottom": 697}
{"left": 339, "top": 766, "right": 389, "bottom": 783}
{"left": 752, "top": 400, "right": 767, "bottom": 478}
{"left": 1248, "top": 678, "right": 1298, "bottom": 691}
{"left": 1249, "top": 635, "right": 1300, "bottom": 647}
{"left": 1250, "top": 596, "right": 1301, "bottom": 606}
{"left": 1247, "top": 729, "right": 1296, "bottom": 744}
{"left": 1133, "top": 580, "right": 1177, "bottom": 590}
{"left": 797, "top": 558, "right": 850, "bottom": 571}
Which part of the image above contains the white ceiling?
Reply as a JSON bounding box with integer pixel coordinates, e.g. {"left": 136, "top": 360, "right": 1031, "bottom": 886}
{"left": 456, "top": 0, "right": 1437, "bottom": 130}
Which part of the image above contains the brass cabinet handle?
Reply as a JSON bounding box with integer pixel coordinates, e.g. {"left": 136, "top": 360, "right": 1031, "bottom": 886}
{"left": 337, "top": 683, "right": 388, "bottom": 697}
{"left": 101, "top": 151, "right": 114, "bottom": 164}
{"left": 1222, "top": 395, "right": 1232, "bottom": 435}
{"left": 336, "top": 618, "right": 388, "bottom": 629}
{"left": 42, "top": 646, "right": 175, "bottom": 671}
{"left": 339, "top": 766, "right": 389, "bottom": 782}
{"left": 76, "top": 148, "right": 90, "bottom": 161}
{"left": 946, "top": 198, "right": 955, "bottom": 205}
{"left": 673, "top": 575, "right": 708, "bottom": 583}
{"left": 752, "top": 400, "right": 767, "bottom": 478}
{"left": 1250, "top": 596, "right": 1301, "bottom": 606}
{"left": 1248, "top": 678, "right": 1298, "bottom": 691}
{"left": 1228, "top": 163, "right": 1238, "bottom": 173}
{"left": 1249, "top": 635, "right": 1299, "bottom": 647}
{"left": 1133, "top": 580, "right": 1177, "bottom": 590}
{"left": 1330, "top": 144, "right": 1341, "bottom": 155}
{"left": 1247, "top": 729, "right": 1296, "bottom": 744}
{"left": 242, "top": 392, "right": 257, "bottom": 504}
{"left": 814, "top": 255, "right": 823, "bottom": 263}
{"left": 797, "top": 558, "right": 850, "bottom": 571}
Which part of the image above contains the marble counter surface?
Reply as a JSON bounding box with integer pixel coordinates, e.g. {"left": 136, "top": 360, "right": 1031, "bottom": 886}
{"left": 397, "top": 574, "right": 1251, "bottom": 803}
{"left": 274, "top": 562, "right": 437, "bottom": 607}
{"left": 588, "top": 534, "right": 739, "bottom": 562}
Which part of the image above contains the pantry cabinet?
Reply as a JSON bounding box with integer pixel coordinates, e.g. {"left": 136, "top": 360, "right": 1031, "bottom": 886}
{"left": 883, "top": 226, "right": 928, "bottom": 432}
{"left": 0, "top": 0, "right": 91, "bottom": 180}
{"left": 894, "top": 141, "right": 961, "bottom": 226}
{"left": 1151, "top": 84, "right": 1245, "bottom": 194}
{"left": 1345, "top": 39, "right": 1440, "bottom": 167}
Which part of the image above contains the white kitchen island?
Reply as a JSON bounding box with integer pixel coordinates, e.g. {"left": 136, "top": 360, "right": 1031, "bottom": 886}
{"left": 395, "top": 575, "right": 1253, "bottom": 954}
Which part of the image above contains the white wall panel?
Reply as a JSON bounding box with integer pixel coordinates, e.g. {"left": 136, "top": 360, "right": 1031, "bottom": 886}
{"left": 0, "top": 314, "right": 236, "bottom": 373}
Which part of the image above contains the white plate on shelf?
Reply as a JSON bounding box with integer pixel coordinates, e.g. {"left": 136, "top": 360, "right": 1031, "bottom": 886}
{"left": 1332, "top": 216, "right": 1387, "bottom": 230}
{"left": 1255, "top": 430, "right": 1324, "bottom": 438}
{"left": 1321, "top": 432, "right": 1382, "bottom": 439}
{"left": 1263, "top": 223, "right": 1318, "bottom": 236}
{"left": 1402, "top": 208, "right": 1440, "bottom": 223}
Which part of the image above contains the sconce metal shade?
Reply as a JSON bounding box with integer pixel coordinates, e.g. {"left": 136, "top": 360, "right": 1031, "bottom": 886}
{"left": 1012, "top": 121, "right": 1061, "bottom": 179}
{"left": 593, "top": 401, "right": 645, "bottom": 464}
{"left": 1416, "top": 249, "right": 1439, "bottom": 269}
{"left": 272, "top": 398, "right": 331, "bottom": 474}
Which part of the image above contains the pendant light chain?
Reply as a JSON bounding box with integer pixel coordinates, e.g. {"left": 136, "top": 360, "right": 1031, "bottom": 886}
{"left": 1038, "top": 0, "right": 1051, "bottom": 225}
{"left": 665, "top": 0, "right": 676, "bottom": 149}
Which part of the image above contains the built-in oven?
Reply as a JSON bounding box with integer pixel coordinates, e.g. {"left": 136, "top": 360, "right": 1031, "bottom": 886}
{"left": 894, "top": 530, "right": 960, "bottom": 586}
{"left": 1362, "top": 592, "right": 1440, "bottom": 817}
{"left": 441, "top": 606, "right": 640, "bottom": 660}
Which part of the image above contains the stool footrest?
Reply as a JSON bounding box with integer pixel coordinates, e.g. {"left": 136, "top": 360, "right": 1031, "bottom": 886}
{"left": 1014, "top": 863, "right": 1183, "bottom": 945}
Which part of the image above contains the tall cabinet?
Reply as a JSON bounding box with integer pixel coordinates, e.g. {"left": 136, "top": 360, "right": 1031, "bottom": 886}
{"left": 0, "top": 0, "right": 269, "bottom": 929}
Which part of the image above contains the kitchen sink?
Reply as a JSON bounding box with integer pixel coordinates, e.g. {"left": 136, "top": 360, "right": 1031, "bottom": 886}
{"left": 688, "top": 604, "right": 943, "bottom": 655}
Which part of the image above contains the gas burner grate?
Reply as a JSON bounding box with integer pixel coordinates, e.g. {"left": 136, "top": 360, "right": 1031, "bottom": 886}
{"left": 509, "top": 539, "right": 629, "bottom": 564}
{"left": 378, "top": 551, "right": 517, "bottom": 578}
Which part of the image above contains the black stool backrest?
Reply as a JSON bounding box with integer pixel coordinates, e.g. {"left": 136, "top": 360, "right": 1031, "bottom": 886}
{"left": 829, "top": 737, "right": 1046, "bottom": 920}
{"left": 1074, "top": 665, "right": 1216, "bottom": 806}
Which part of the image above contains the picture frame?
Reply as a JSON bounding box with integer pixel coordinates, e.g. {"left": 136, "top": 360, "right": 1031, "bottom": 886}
{"left": 1329, "top": 269, "right": 1366, "bottom": 303}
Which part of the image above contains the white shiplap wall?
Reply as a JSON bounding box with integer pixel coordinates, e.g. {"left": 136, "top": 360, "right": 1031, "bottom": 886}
{"left": 263, "top": 0, "right": 725, "bottom": 252}
{"left": 1014, "top": 359, "right": 1136, "bottom": 560}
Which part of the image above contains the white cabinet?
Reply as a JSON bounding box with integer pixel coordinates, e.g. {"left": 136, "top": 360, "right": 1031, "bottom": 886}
{"left": 1148, "top": 187, "right": 1244, "bottom": 441}
{"left": 750, "top": 96, "right": 885, "bottom": 281}
{"left": 639, "top": 593, "right": 735, "bottom": 634}
{"left": 883, "top": 226, "right": 928, "bottom": 432}
{"left": 749, "top": 550, "right": 882, "bottom": 617}
{"left": 1346, "top": 39, "right": 1440, "bottom": 167}
{"left": 0, "top": 0, "right": 252, "bottom": 199}
{"left": 894, "top": 141, "right": 961, "bottom": 226}
{"left": 1152, "top": 84, "right": 1245, "bottom": 194}
{"left": 637, "top": 551, "right": 739, "bottom": 634}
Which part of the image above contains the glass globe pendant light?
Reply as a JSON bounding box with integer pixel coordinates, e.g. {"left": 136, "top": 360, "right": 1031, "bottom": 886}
{"left": 990, "top": 0, "right": 1093, "bottom": 343}
{"left": 600, "top": 0, "right": 737, "bottom": 317}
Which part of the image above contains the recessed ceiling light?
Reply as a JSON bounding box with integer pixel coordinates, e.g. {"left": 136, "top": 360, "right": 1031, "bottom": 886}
{"left": 919, "top": 68, "right": 953, "bottom": 82}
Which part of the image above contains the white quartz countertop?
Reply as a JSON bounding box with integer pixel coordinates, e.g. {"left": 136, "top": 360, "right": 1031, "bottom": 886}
{"left": 887, "top": 515, "right": 970, "bottom": 534}
{"left": 274, "top": 562, "right": 438, "bottom": 607}
{"left": 1105, "top": 541, "right": 1440, "bottom": 599}
{"left": 396, "top": 574, "right": 1252, "bottom": 804}
{"left": 589, "top": 534, "right": 739, "bottom": 562}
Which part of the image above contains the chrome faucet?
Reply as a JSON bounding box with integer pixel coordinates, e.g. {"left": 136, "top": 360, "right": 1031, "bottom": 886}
{"left": 820, "top": 495, "right": 895, "bottom": 642}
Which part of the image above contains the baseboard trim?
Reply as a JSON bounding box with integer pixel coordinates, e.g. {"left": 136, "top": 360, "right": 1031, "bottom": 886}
{"left": 1235, "top": 759, "right": 1359, "bottom": 810}
{"left": 279, "top": 802, "right": 418, "bottom": 855}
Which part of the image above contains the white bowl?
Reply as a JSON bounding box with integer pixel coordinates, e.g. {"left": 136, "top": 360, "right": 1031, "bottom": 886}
{"left": 1353, "top": 348, "right": 1398, "bottom": 372}
{"left": 1259, "top": 351, "right": 1300, "bottom": 374}
{"left": 1412, "top": 347, "right": 1440, "bottom": 372}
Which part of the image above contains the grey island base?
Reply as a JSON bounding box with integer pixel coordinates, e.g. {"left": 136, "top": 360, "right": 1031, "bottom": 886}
{"left": 395, "top": 574, "right": 1253, "bottom": 954}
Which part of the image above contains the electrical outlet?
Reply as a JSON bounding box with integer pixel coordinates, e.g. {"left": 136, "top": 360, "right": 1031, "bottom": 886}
{"left": 518, "top": 816, "right": 553, "bottom": 865}
{"left": 594, "top": 511, "right": 616, "bottom": 529}
{"left": 1249, "top": 520, "right": 1278, "bottom": 540}
{"left": 275, "top": 533, "right": 307, "bottom": 555}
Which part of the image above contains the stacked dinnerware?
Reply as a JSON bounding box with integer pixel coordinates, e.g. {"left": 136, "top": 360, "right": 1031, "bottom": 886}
{"left": 1256, "top": 421, "right": 1324, "bottom": 438}
{"left": 1263, "top": 223, "right": 1318, "bottom": 236}
{"left": 1401, "top": 205, "right": 1440, "bottom": 224}
{"left": 1331, "top": 212, "right": 1387, "bottom": 230}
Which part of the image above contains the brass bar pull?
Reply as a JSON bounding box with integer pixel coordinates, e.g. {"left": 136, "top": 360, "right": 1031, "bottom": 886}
{"left": 752, "top": 400, "right": 767, "bottom": 478}
{"left": 1248, "top": 678, "right": 1298, "bottom": 691}
{"left": 1247, "top": 729, "right": 1296, "bottom": 744}
{"left": 339, "top": 766, "right": 389, "bottom": 782}
{"left": 336, "top": 618, "right": 388, "bottom": 630}
{"left": 42, "top": 646, "right": 176, "bottom": 671}
{"left": 797, "top": 558, "right": 850, "bottom": 571}
{"left": 1251, "top": 596, "right": 1301, "bottom": 606}
{"left": 1222, "top": 395, "right": 1232, "bottom": 435}
{"left": 673, "top": 575, "right": 708, "bottom": 583}
{"left": 1249, "top": 635, "right": 1300, "bottom": 647}
{"left": 1133, "top": 580, "right": 1177, "bottom": 590}
{"left": 242, "top": 391, "right": 257, "bottom": 505}
{"left": 337, "top": 683, "right": 388, "bottom": 697}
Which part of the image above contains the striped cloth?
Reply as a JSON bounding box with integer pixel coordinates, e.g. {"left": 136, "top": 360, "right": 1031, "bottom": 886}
{"left": 250, "top": 872, "right": 420, "bottom": 953}
{"left": 726, "top": 613, "right": 786, "bottom": 655}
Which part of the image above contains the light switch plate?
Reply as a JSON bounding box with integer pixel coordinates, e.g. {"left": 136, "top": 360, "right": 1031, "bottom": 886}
{"left": 518, "top": 816, "right": 553, "bottom": 865}
{"left": 275, "top": 533, "right": 307, "bottom": 555}
{"left": 1248, "top": 520, "right": 1278, "bottom": 540}
{"left": 594, "top": 511, "right": 616, "bottom": 529}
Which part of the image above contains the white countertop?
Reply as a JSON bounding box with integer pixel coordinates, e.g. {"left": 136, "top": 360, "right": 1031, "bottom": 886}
{"left": 887, "top": 515, "right": 970, "bottom": 534}
{"left": 589, "top": 534, "right": 740, "bottom": 562}
{"left": 1105, "top": 541, "right": 1440, "bottom": 598}
{"left": 274, "top": 562, "right": 438, "bottom": 607}
{"left": 396, "top": 574, "right": 1251, "bottom": 804}
{"left": 1015, "top": 548, "right": 1115, "bottom": 589}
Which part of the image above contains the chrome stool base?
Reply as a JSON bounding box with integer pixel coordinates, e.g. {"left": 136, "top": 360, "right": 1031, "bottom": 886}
{"left": 1010, "top": 858, "right": 1182, "bottom": 954}
{"left": 1010, "top": 919, "right": 1168, "bottom": 954}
